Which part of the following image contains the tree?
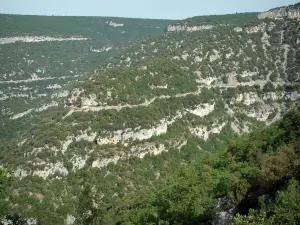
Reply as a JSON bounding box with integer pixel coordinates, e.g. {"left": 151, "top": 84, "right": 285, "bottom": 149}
{"left": 263, "top": 82, "right": 276, "bottom": 92}
{"left": 273, "top": 180, "right": 300, "bottom": 224}
{"left": 0, "top": 168, "right": 11, "bottom": 216}
{"left": 77, "top": 184, "right": 104, "bottom": 225}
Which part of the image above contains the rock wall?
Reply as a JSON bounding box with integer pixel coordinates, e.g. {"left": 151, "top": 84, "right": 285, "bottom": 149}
{"left": 167, "top": 24, "right": 214, "bottom": 32}
{"left": 0, "top": 36, "right": 88, "bottom": 45}
{"left": 258, "top": 4, "right": 300, "bottom": 19}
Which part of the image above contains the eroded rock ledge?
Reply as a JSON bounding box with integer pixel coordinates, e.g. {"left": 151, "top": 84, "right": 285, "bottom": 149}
{"left": 258, "top": 4, "right": 300, "bottom": 20}
{"left": 167, "top": 24, "right": 214, "bottom": 32}
{"left": 0, "top": 36, "right": 88, "bottom": 45}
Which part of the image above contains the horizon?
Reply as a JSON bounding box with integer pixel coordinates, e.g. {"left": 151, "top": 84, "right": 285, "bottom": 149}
{"left": 0, "top": 0, "right": 299, "bottom": 20}
{"left": 0, "top": 11, "right": 259, "bottom": 21}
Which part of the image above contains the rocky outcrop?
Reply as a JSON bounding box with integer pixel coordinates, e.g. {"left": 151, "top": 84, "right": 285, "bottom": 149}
{"left": 66, "top": 215, "right": 76, "bottom": 225}
{"left": 190, "top": 122, "right": 226, "bottom": 141}
{"left": 167, "top": 24, "right": 214, "bottom": 32}
{"left": 0, "top": 36, "right": 88, "bottom": 45}
{"left": 10, "top": 101, "right": 59, "bottom": 119}
{"left": 234, "top": 27, "right": 243, "bottom": 33}
{"left": 65, "top": 88, "right": 83, "bottom": 107}
{"left": 213, "top": 198, "right": 235, "bottom": 225}
{"left": 187, "top": 103, "right": 215, "bottom": 117}
{"left": 97, "top": 121, "right": 169, "bottom": 146}
{"left": 258, "top": 4, "right": 300, "bottom": 20}
{"left": 96, "top": 111, "right": 184, "bottom": 146}
{"left": 245, "top": 23, "right": 266, "bottom": 34}
{"left": 90, "top": 46, "right": 112, "bottom": 53}
{"left": 105, "top": 21, "right": 124, "bottom": 27}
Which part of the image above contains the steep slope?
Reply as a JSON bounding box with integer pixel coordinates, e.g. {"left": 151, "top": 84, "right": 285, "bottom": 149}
{"left": 73, "top": 106, "right": 299, "bottom": 225}
{"left": 84, "top": 105, "right": 300, "bottom": 225}
{"left": 0, "top": 6, "right": 300, "bottom": 224}
{"left": 0, "top": 14, "right": 173, "bottom": 139}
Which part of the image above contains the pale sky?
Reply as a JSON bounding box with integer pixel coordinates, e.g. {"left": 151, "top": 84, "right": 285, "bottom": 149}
{"left": 0, "top": 0, "right": 298, "bottom": 19}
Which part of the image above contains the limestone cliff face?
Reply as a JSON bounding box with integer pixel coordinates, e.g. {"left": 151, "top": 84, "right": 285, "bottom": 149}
{"left": 167, "top": 24, "right": 214, "bottom": 32}
{"left": 258, "top": 4, "right": 300, "bottom": 19}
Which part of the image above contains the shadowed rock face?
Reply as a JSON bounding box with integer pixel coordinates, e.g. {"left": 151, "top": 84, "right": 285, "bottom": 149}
{"left": 258, "top": 3, "right": 300, "bottom": 20}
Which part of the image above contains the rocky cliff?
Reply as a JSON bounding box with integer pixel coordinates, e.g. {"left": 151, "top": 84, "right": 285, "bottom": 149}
{"left": 258, "top": 3, "right": 300, "bottom": 19}
{"left": 167, "top": 23, "right": 214, "bottom": 32}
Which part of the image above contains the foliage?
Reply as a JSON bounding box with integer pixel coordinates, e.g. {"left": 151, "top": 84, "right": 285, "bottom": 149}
{"left": 1, "top": 8, "right": 300, "bottom": 225}
{"left": 0, "top": 14, "right": 173, "bottom": 139}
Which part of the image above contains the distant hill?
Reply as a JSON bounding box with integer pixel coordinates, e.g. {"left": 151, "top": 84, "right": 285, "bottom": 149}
{"left": 0, "top": 14, "right": 173, "bottom": 139}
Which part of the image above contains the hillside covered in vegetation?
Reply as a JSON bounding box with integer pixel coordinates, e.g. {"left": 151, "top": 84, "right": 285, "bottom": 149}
{"left": 0, "top": 14, "right": 173, "bottom": 139}
{"left": 1, "top": 101, "right": 300, "bottom": 224}
{"left": 0, "top": 2, "right": 300, "bottom": 225}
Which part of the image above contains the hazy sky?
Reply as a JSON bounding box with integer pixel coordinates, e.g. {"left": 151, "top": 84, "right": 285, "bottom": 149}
{"left": 0, "top": 0, "right": 298, "bottom": 19}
